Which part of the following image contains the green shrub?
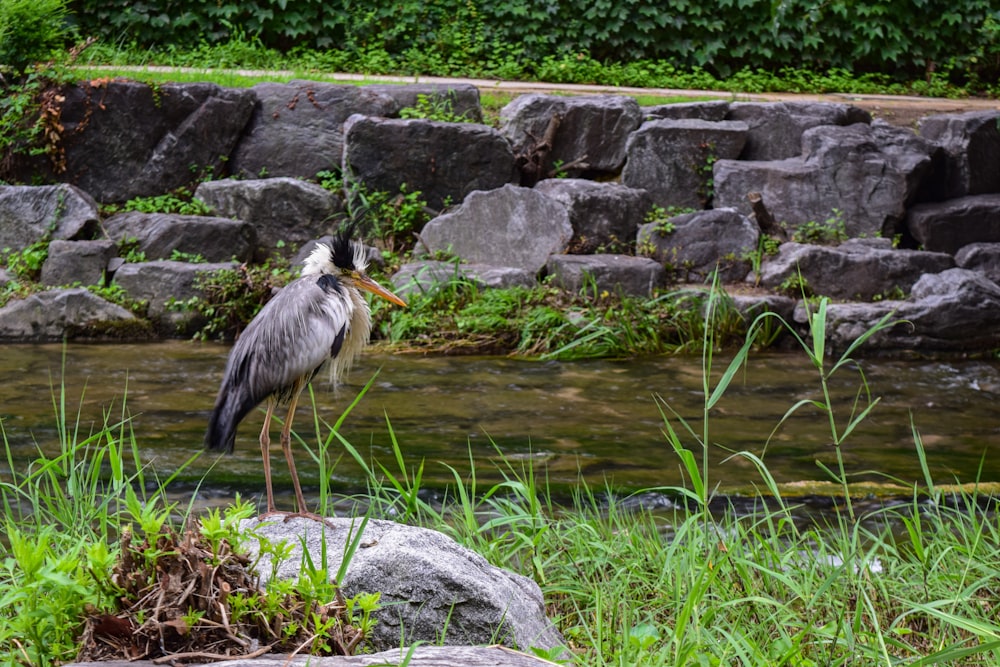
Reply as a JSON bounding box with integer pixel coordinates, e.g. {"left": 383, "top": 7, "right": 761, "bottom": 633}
{"left": 0, "top": 0, "right": 74, "bottom": 78}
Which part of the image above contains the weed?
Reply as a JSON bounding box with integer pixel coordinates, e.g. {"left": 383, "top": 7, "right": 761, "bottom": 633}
{"left": 741, "top": 233, "right": 783, "bottom": 284}
{"left": 399, "top": 92, "right": 474, "bottom": 123}
{"left": 779, "top": 273, "right": 812, "bottom": 297}
{"left": 86, "top": 282, "right": 146, "bottom": 315}
{"left": 117, "top": 237, "right": 147, "bottom": 263}
{"left": 872, "top": 285, "right": 907, "bottom": 302}
{"left": 644, "top": 204, "right": 690, "bottom": 236}
{"left": 791, "top": 209, "right": 849, "bottom": 245}
{"left": 103, "top": 188, "right": 212, "bottom": 217}
{"left": 336, "top": 179, "right": 433, "bottom": 255}
{"left": 168, "top": 249, "right": 206, "bottom": 263}
{"left": 1, "top": 241, "right": 49, "bottom": 280}
{"left": 186, "top": 258, "right": 294, "bottom": 340}
{"left": 693, "top": 140, "right": 717, "bottom": 207}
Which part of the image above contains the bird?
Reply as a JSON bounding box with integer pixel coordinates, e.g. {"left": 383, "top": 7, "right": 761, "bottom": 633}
{"left": 204, "top": 223, "right": 406, "bottom": 518}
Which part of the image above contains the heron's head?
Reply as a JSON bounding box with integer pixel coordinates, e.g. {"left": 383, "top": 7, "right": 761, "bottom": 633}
{"left": 303, "top": 225, "right": 407, "bottom": 307}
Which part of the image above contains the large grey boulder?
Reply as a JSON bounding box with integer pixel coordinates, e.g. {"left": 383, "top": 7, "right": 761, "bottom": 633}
{"left": 500, "top": 94, "right": 642, "bottom": 181}
{"left": 546, "top": 254, "right": 665, "bottom": 297}
{"left": 759, "top": 238, "right": 954, "bottom": 300}
{"left": 230, "top": 81, "right": 398, "bottom": 179}
{"left": 64, "top": 645, "right": 556, "bottom": 667}
{"left": 823, "top": 268, "right": 1000, "bottom": 351}
{"left": 194, "top": 177, "right": 340, "bottom": 257}
{"left": 905, "top": 194, "right": 1000, "bottom": 255}
{"left": 622, "top": 119, "right": 748, "bottom": 210}
{"left": 40, "top": 239, "right": 117, "bottom": 287}
{"left": 918, "top": 110, "right": 1000, "bottom": 198}
{"left": 534, "top": 179, "right": 652, "bottom": 251}
{"left": 714, "top": 121, "right": 937, "bottom": 238}
{"left": 364, "top": 83, "right": 483, "bottom": 122}
{"left": 0, "top": 288, "right": 142, "bottom": 341}
{"left": 103, "top": 211, "right": 257, "bottom": 262}
{"left": 637, "top": 208, "right": 759, "bottom": 283}
{"left": 392, "top": 260, "right": 536, "bottom": 297}
{"left": 641, "top": 100, "right": 730, "bottom": 122}
{"left": 418, "top": 185, "right": 573, "bottom": 273}
{"left": 113, "top": 260, "right": 239, "bottom": 335}
{"left": 242, "top": 517, "right": 565, "bottom": 655}
{"left": 725, "top": 102, "right": 872, "bottom": 161}
{"left": 342, "top": 115, "right": 516, "bottom": 212}
{"left": 955, "top": 242, "right": 1000, "bottom": 284}
{"left": 0, "top": 184, "right": 99, "bottom": 252}
{"left": 11, "top": 81, "right": 255, "bottom": 203}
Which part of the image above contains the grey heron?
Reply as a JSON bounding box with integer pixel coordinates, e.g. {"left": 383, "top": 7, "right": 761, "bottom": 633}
{"left": 204, "top": 224, "right": 406, "bottom": 517}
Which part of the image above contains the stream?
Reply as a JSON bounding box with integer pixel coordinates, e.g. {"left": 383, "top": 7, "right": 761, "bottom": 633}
{"left": 2, "top": 342, "right": 998, "bottom": 510}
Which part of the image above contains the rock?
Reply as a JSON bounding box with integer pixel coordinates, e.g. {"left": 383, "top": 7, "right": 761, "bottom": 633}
{"left": 955, "top": 242, "right": 1000, "bottom": 284}
{"left": 364, "top": 83, "right": 483, "bottom": 122}
{"left": 904, "top": 268, "right": 1000, "bottom": 347}
{"left": 714, "top": 121, "right": 937, "bottom": 238}
{"left": 622, "top": 119, "right": 748, "bottom": 210}
{"left": 533, "top": 179, "right": 652, "bottom": 251}
{"left": 0, "top": 288, "right": 144, "bottom": 341}
{"left": 242, "top": 517, "right": 565, "bottom": 655}
{"left": 103, "top": 211, "right": 257, "bottom": 262}
{"left": 546, "top": 254, "right": 665, "bottom": 296}
{"left": 392, "top": 260, "right": 536, "bottom": 297}
{"left": 40, "top": 239, "right": 117, "bottom": 287}
{"left": 500, "top": 94, "right": 642, "bottom": 180}
{"left": 230, "top": 81, "right": 398, "bottom": 179}
{"left": 905, "top": 194, "right": 1000, "bottom": 255}
{"left": 194, "top": 177, "right": 340, "bottom": 257}
{"left": 418, "top": 185, "right": 572, "bottom": 273}
{"left": 759, "top": 239, "right": 954, "bottom": 300}
{"left": 918, "top": 110, "right": 1000, "bottom": 198}
{"left": 113, "top": 260, "right": 239, "bottom": 335}
{"left": 824, "top": 268, "right": 1000, "bottom": 351}
{"left": 725, "top": 102, "right": 872, "bottom": 161}
{"left": 637, "top": 208, "right": 759, "bottom": 282}
{"left": 640, "top": 100, "right": 730, "bottom": 122}
{"left": 731, "top": 293, "right": 797, "bottom": 325}
{"left": 11, "top": 81, "right": 255, "bottom": 203}
{"left": 63, "top": 645, "right": 556, "bottom": 667}
{"left": 0, "top": 184, "right": 99, "bottom": 252}
{"left": 342, "top": 115, "right": 516, "bottom": 212}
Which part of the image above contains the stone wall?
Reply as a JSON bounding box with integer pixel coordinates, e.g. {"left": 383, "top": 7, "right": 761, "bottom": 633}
{"left": 2, "top": 79, "right": 1000, "bottom": 352}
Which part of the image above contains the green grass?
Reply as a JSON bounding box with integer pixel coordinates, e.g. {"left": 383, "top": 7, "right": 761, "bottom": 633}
{"left": 373, "top": 277, "right": 766, "bottom": 359}
{"left": 2, "top": 296, "right": 1000, "bottom": 665}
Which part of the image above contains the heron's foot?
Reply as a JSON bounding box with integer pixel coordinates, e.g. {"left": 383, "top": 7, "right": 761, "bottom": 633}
{"left": 256, "top": 510, "right": 338, "bottom": 531}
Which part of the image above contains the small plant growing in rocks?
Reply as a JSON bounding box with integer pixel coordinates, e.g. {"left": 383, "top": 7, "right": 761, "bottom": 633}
{"left": 791, "top": 209, "right": 849, "bottom": 245}
{"left": 399, "top": 92, "right": 474, "bottom": 123}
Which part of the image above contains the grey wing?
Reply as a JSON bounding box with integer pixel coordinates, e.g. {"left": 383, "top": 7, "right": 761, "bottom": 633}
{"left": 205, "top": 275, "right": 349, "bottom": 452}
{"left": 230, "top": 276, "right": 349, "bottom": 400}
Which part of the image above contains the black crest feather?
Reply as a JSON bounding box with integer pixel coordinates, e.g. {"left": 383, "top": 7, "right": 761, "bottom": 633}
{"left": 331, "top": 207, "right": 372, "bottom": 270}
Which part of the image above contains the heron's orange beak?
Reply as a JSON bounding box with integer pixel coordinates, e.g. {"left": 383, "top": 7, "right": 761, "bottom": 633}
{"left": 356, "top": 274, "right": 407, "bottom": 307}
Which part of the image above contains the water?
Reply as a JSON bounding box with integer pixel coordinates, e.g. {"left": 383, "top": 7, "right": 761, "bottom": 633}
{"left": 1, "top": 342, "right": 998, "bottom": 507}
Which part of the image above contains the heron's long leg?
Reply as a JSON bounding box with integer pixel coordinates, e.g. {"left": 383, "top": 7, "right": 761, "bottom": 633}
{"left": 280, "top": 387, "right": 309, "bottom": 514}
{"left": 259, "top": 398, "right": 278, "bottom": 514}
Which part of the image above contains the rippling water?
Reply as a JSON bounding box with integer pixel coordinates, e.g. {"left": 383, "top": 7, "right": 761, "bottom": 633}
{"left": 2, "top": 342, "right": 998, "bottom": 507}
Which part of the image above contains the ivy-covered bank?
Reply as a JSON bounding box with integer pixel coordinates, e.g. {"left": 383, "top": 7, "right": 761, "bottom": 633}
{"left": 53, "top": 0, "right": 1000, "bottom": 95}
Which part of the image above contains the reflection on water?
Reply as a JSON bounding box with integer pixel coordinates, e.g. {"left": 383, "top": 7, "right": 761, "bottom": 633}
{"left": 1, "top": 342, "right": 998, "bottom": 503}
